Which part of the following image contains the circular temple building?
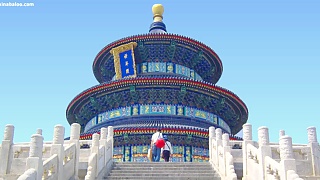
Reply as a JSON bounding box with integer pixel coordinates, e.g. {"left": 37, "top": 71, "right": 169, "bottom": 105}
{"left": 66, "top": 4, "right": 248, "bottom": 162}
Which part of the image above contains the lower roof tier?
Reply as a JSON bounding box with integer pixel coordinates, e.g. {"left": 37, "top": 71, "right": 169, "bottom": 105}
{"left": 66, "top": 77, "right": 248, "bottom": 134}
{"left": 78, "top": 124, "right": 242, "bottom": 148}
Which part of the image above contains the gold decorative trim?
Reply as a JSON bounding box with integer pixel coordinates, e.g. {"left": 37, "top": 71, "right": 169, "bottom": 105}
{"left": 110, "top": 42, "right": 138, "bottom": 80}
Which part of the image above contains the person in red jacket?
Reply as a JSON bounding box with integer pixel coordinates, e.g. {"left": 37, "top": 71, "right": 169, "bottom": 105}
{"left": 151, "top": 128, "right": 163, "bottom": 162}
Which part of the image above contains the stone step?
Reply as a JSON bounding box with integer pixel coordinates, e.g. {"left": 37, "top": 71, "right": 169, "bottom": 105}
{"left": 105, "top": 176, "right": 221, "bottom": 180}
{"left": 301, "top": 176, "right": 320, "bottom": 180}
{"left": 105, "top": 162, "right": 221, "bottom": 180}
{"left": 110, "top": 170, "right": 217, "bottom": 174}
{"left": 108, "top": 172, "right": 218, "bottom": 177}
{"left": 112, "top": 167, "right": 214, "bottom": 171}
{"left": 113, "top": 162, "right": 211, "bottom": 168}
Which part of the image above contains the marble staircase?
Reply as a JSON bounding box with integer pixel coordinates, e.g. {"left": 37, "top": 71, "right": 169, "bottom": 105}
{"left": 104, "top": 162, "right": 221, "bottom": 180}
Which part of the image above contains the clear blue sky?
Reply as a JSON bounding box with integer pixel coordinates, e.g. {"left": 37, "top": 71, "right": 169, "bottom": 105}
{"left": 1, "top": 0, "right": 319, "bottom": 144}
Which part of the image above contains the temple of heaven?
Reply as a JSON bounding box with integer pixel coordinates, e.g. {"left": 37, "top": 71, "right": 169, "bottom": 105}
{"left": 66, "top": 4, "right": 248, "bottom": 162}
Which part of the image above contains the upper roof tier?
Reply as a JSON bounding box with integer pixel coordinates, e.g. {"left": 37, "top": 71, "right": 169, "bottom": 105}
{"left": 92, "top": 4, "right": 223, "bottom": 84}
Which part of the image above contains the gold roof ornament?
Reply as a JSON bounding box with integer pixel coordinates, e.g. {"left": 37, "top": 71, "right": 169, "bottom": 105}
{"left": 152, "top": 4, "right": 164, "bottom": 22}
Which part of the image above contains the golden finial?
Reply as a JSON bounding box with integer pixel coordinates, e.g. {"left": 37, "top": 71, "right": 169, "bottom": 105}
{"left": 152, "top": 4, "right": 164, "bottom": 22}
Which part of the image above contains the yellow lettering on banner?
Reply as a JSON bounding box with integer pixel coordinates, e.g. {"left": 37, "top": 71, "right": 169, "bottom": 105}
{"left": 142, "top": 65, "right": 147, "bottom": 71}
{"left": 167, "top": 106, "right": 171, "bottom": 113}
{"left": 133, "top": 107, "right": 138, "bottom": 115}
{"left": 110, "top": 42, "right": 137, "bottom": 80}
{"left": 201, "top": 112, "right": 206, "bottom": 118}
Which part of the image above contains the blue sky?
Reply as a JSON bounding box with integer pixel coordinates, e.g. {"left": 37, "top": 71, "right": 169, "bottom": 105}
{"left": 0, "top": 0, "right": 319, "bottom": 144}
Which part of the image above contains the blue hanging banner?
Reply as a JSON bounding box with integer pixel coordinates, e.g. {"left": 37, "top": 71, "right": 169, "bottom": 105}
{"left": 110, "top": 42, "right": 137, "bottom": 80}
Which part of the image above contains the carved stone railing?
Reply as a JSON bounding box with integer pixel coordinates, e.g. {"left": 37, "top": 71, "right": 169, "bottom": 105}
{"left": 241, "top": 123, "right": 319, "bottom": 180}
{"left": 265, "top": 156, "right": 280, "bottom": 180}
{"left": 85, "top": 152, "right": 98, "bottom": 180}
{"left": 63, "top": 143, "right": 76, "bottom": 179}
{"left": 286, "top": 170, "right": 303, "bottom": 180}
{"left": 85, "top": 126, "right": 114, "bottom": 180}
{"left": 42, "top": 154, "right": 58, "bottom": 179}
{"left": 246, "top": 143, "right": 260, "bottom": 179}
{"left": 209, "top": 127, "right": 237, "bottom": 180}
{"left": 17, "top": 168, "right": 37, "bottom": 180}
{"left": 278, "top": 135, "right": 303, "bottom": 180}
{"left": 2, "top": 121, "right": 319, "bottom": 180}
{"left": 225, "top": 151, "right": 237, "bottom": 180}
{"left": 0, "top": 122, "right": 114, "bottom": 180}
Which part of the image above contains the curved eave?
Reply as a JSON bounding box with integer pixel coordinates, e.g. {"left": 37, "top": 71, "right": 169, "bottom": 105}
{"left": 66, "top": 77, "right": 248, "bottom": 133}
{"left": 92, "top": 33, "right": 223, "bottom": 84}
{"left": 78, "top": 127, "right": 242, "bottom": 141}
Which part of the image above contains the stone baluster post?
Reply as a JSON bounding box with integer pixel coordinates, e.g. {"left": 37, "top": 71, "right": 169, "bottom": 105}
{"left": 258, "top": 126, "right": 271, "bottom": 180}
{"left": 52, "top": 125, "right": 65, "bottom": 145}
{"left": 36, "top": 129, "right": 42, "bottom": 135}
{"left": 50, "top": 125, "right": 65, "bottom": 180}
{"left": 100, "top": 128, "right": 108, "bottom": 141}
{"left": 242, "top": 123, "right": 253, "bottom": 180}
{"left": 92, "top": 133, "right": 100, "bottom": 153}
{"left": 243, "top": 123, "right": 252, "bottom": 141}
{"left": 107, "top": 126, "right": 114, "bottom": 141}
{"left": 279, "top": 130, "right": 285, "bottom": 138}
{"left": 307, "top": 127, "right": 320, "bottom": 176}
{"left": 107, "top": 126, "right": 114, "bottom": 163}
{"left": 0, "top": 125, "right": 14, "bottom": 176}
{"left": 216, "top": 128, "right": 222, "bottom": 141}
{"left": 26, "top": 134, "right": 43, "bottom": 180}
{"left": 70, "top": 123, "right": 81, "bottom": 180}
{"left": 91, "top": 133, "right": 100, "bottom": 177}
{"left": 258, "top": 126, "right": 269, "bottom": 146}
{"left": 209, "top": 126, "right": 215, "bottom": 163}
{"left": 215, "top": 128, "right": 222, "bottom": 167}
{"left": 105, "top": 126, "right": 114, "bottom": 172}
{"left": 222, "top": 133, "right": 231, "bottom": 177}
{"left": 279, "top": 135, "right": 296, "bottom": 180}
{"left": 222, "top": 133, "right": 230, "bottom": 147}
{"left": 100, "top": 128, "right": 108, "bottom": 166}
